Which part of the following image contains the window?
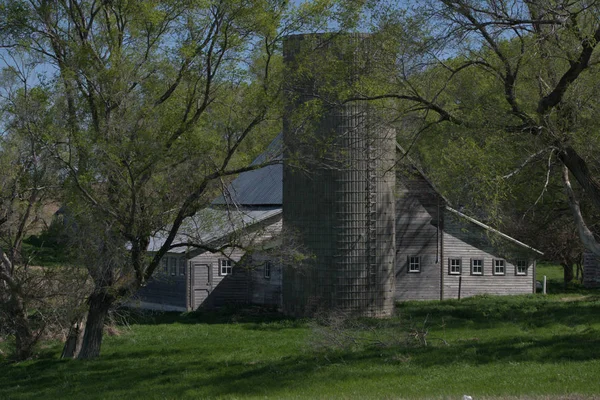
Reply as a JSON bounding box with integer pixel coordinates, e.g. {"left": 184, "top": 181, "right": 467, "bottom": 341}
{"left": 471, "top": 259, "right": 483, "bottom": 275}
{"left": 493, "top": 259, "right": 505, "bottom": 275}
{"left": 169, "top": 257, "right": 177, "bottom": 276}
{"left": 161, "top": 257, "right": 169, "bottom": 275}
{"left": 179, "top": 258, "right": 186, "bottom": 276}
{"left": 516, "top": 260, "right": 528, "bottom": 276}
{"left": 264, "top": 261, "right": 272, "bottom": 279}
{"left": 220, "top": 259, "right": 233, "bottom": 276}
{"left": 408, "top": 256, "right": 420, "bottom": 273}
{"left": 448, "top": 258, "right": 461, "bottom": 275}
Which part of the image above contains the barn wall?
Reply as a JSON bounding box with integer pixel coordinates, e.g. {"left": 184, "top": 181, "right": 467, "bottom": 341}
{"left": 249, "top": 253, "right": 283, "bottom": 307}
{"left": 189, "top": 248, "right": 251, "bottom": 309}
{"left": 395, "top": 164, "right": 442, "bottom": 301}
{"left": 443, "top": 213, "right": 535, "bottom": 298}
{"left": 135, "top": 254, "right": 187, "bottom": 309}
{"left": 188, "top": 215, "right": 283, "bottom": 310}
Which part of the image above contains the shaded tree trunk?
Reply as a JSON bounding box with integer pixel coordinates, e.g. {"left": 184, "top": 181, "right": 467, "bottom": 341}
{"left": 11, "top": 297, "right": 36, "bottom": 361}
{"left": 562, "top": 262, "right": 574, "bottom": 288}
{"left": 61, "top": 313, "right": 87, "bottom": 359}
{"left": 77, "top": 292, "right": 113, "bottom": 360}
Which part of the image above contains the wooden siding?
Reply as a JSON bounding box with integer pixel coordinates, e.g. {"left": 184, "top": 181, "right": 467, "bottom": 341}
{"left": 135, "top": 255, "right": 187, "bottom": 308}
{"left": 248, "top": 253, "right": 283, "bottom": 307}
{"left": 188, "top": 215, "right": 283, "bottom": 310}
{"left": 187, "top": 248, "right": 249, "bottom": 309}
{"left": 395, "top": 165, "right": 442, "bottom": 301}
{"left": 443, "top": 213, "right": 535, "bottom": 298}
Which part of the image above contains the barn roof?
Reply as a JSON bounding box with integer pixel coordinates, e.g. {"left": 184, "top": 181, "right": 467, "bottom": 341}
{"left": 212, "top": 133, "right": 283, "bottom": 206}
{"left": 148, "top": 207, "right": 282, "bottom": 253}
{"left": 151, "top": 135, "right": 540, "bottom": 255}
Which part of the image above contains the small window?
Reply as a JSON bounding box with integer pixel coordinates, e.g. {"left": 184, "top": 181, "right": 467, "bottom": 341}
{"left": 220, "top": 259, "right": 233, "bottom": 276}
{"left": 161, "top": 257, "right": 169, "bottom": 275}
{"left": 471, "top": 259, "right": 483, "bottom": 275}
{"left": 179, "top": 258, "right": 186, "bottom": 276}
{"left": 408, "top": 256, "right": 420, "bottom": 273}
{"left": 493, "top": 259, "right": 505, "bottom": 275}
{"left": 264, "top": 261, "right": 272, "bottom": 279}
{"left": 448, "top": 258, "right": 461, "bottom": 275}
{"left": 169, "top": 257, "right": 177, "bottom": 276}
{"left": 516, "top": 260, "right": 528, "bottom": 276}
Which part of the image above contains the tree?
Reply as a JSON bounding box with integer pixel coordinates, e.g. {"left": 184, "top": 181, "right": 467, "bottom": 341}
{"left": 0, "top": 54, "right": 88, "bottom": 361}
{"left": 337, "top": 0, "right": 600, "bottom": 257}
{"left": 0, "top": 0, "right": 353, "bottom": 359}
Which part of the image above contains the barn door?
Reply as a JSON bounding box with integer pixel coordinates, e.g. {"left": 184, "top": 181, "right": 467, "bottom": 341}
{"left": 191, "top": 263, "right": 211, "bottom": 309}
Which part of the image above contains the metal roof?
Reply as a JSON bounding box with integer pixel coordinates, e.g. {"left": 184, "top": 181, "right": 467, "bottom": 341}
{"left": 213, "top": 133, "right": 283, "bottom": 206}
{"left": 148, "top": 207, "right": 282, "bottom": 253}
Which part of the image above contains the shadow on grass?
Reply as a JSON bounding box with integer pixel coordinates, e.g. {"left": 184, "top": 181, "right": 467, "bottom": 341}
{"left": 3, "top": 326, "right": 600, "bottom": 400}
{"left": 117, "top": 304, "right": 301, "bottom": 328}
{"left": 5, "top": 295, "right": 600, "bottom": 399}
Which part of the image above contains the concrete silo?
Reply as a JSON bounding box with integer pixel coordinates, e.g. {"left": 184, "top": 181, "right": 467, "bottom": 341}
{"left": 282, "top": 34, "right": 395, "bottom": 317}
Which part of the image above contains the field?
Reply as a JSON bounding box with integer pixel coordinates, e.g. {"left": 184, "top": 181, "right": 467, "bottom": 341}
{"left": 2, "top": 264, "right": 600, "bottom": 399}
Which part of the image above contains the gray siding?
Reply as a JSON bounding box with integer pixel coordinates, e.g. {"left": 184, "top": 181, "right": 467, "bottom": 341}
{"left": 188, "top": 248, "right": 250, "bottom": 309}
{"left": 443, "top": 213, "right": 535, "bottom": 298}
{"left": 395, "top": 164, "right": 442, "bottom": 301}
{"left": 136, "top": 255, "right": 187, "bottom": 308}
{"left": 187, "top": 215, "right": 283, "bottom": 310}
{"left": 249, "top": 253, "right": 283, "bottom": 306}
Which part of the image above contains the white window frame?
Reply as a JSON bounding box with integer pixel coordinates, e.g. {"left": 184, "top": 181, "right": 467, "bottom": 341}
{"left": 220, "top": 259, "right": 233, "bottom": 276}
{"left": 471, "top": 259, "right": 483, "bottom": 275}
{"left": 515, "top": 260, "right": 528, "bottom": 276}
{"left": 493, "top": 259, "right": 505, "bottom": 276}
{"left": 408, "top": 256, "right": 420, "bottom": 273}
{"left": 448, "top": 258, "right": 461, "bottom": 275}
{"left": 264, "top": 261, "right": 272, "bottom": 279}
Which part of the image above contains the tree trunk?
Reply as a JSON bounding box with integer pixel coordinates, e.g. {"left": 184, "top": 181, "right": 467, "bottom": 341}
{"left": 61, "top": 313, "right": 87, "bottom": 359}
{"left": 12, "top": 299, "right": 35, "bottom": 361}
{"left": 562, "top": 263, "right": 574, "bottom": 288}
{"left": 561, "top": 164, "right": 600, "bottom": 257}
{"left": 77, "top": 292, "right": 113, "bottom": 360}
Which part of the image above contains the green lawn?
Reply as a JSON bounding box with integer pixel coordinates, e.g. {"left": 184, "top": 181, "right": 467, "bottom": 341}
{"left": 3, "top": 291, "right": 600, "bottom": 399}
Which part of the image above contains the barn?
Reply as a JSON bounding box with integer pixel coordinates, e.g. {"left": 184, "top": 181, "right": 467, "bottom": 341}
{"left": 133, "top": 137, "right": 541, "bottom": 311}
{"left": 395, "top": 146, "right": 542, "bottom": 301}
{"left": 133, "top": 33, "right": 541, "bottom": 313}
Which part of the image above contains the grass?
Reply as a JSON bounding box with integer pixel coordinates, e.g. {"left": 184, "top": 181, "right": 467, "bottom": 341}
{"left": 3, "top": 290, "right": 600, "bottom": 399}
{"left": 536, "top": 262, "right": 589, "bottom": 295}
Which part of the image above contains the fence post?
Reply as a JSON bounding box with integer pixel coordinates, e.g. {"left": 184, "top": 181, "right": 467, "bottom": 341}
{"left": 543, "top": 275, "right": 547, "bottom": 295}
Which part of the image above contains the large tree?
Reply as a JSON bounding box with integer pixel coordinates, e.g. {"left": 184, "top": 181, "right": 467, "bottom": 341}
{"left": 340, "top": 0, "right": 600, "bottom": 257}
{"left": 0, "top": 0, "right": 352, "bottom": 359}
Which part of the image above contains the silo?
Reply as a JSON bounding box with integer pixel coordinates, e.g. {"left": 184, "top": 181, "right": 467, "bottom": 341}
{"left": 282, "top": 34, "right": 395, "bottom": 317}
